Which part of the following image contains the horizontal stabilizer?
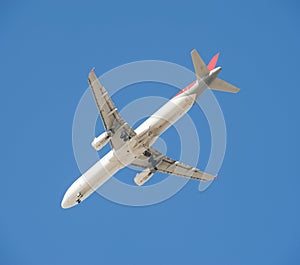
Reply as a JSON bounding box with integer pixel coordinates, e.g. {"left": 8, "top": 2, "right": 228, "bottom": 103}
{"left": 209, "top": 78, "right": 240, "bottom": 93}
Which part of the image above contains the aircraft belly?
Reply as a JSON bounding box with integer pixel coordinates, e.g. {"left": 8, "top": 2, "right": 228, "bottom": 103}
{"left": 82, "top": 151, "right": 123, "bottom": 188}
{"left": 62, "top": 49, "right": 240, "bottom": 209}
{"left": 75, "top": 93, "right": 196, "bottom": 199}
{"left": 151, "top": 95, "right": 195, "bottom": 135}
{"left": 70, "top": 151, "right": 124, "bottom": 201}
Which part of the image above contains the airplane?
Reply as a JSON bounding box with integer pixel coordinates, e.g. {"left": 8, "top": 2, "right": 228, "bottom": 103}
{"left": 61, "top": 49, "right": 239, "bottom": 209}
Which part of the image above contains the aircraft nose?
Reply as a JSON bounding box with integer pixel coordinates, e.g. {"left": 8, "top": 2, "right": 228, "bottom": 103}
{"left": 61, "top": 196, "right": 69, "bottom": 209}
{"left": 61, "top": 177, "right": 86, "bottom": 209}
{"left": 61, "top": 191, "right": 74, "bottom": 209}
{"left": 61, "top": 199, "right": 66, "bottom": 209}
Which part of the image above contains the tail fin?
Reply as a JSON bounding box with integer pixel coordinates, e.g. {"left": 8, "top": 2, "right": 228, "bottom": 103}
{"left": 191, "top": 49, "right": 209, "bottom": 78}
{"left": 191, "top": 49, "right": 240, "bottom": 93}
{"left": 209, "top": 78, "right": 240, "bottom": 93}
{"left": 207, "top": 53, "right": 220, "bottom": 71}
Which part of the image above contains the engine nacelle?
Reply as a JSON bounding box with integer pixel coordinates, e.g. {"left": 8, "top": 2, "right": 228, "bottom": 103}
{"left": 134, "top": 168, "right": 154, "bottom": 186}
{"left": 91, "top": 131, "right": 112, "bottom": 151}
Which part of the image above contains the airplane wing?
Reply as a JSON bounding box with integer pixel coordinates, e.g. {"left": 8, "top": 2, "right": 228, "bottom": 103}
{"left": 88, "top": 69, "right": 136, "bottom": 149}
{"left": 130, "top": 147, "right": 216, "bottom": 181}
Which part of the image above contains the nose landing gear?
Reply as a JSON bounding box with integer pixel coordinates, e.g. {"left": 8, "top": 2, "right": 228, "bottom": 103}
{"left": 76, "top": 192, "right": 83, "bottom": 204}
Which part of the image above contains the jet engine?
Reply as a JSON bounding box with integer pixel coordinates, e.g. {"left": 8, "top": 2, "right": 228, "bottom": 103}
{"left": 91, "top": 131, "right": 112, "bottom": 151}
{"left": 134, "top": 168, "right": 154, "bottom": 186}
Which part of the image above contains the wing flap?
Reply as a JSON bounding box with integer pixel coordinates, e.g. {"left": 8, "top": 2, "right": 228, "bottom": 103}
{"left": 156, "top": 156, "right": 216, "bottom": 181}
{"left": 130, "top": 147, "right": 215, "bottom": 182}
{"left": 88, "top": 69, "right": 136, "bottom": 149}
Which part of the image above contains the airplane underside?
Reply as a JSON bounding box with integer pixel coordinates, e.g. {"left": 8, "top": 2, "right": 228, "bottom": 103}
{"left": 61, "top": 49, "right": 239, "bottom": 208}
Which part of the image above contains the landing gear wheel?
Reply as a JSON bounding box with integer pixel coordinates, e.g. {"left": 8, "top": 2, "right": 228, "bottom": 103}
{"left": 143, "top": 150, "right": 151, "bottom": 157}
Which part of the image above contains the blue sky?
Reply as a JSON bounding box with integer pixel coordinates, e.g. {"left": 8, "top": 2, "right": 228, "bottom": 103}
{"left": 1, "top": 0, "right": 300, "bottom": 264}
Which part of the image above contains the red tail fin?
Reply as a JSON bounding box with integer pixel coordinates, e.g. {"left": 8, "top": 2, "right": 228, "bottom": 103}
{"left": 207, "top": 53, "right": 220, "bottom": 71}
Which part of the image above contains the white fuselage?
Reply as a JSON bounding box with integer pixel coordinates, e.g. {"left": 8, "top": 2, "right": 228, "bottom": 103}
{"left": 61, "top": 74, "right": 216, "bottom": 208}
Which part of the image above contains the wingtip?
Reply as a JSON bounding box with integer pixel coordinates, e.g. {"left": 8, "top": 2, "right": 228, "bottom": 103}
{"left": 88, "top": 67, "right": 96, "bottom": 83}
